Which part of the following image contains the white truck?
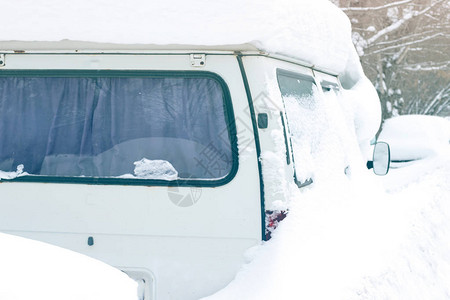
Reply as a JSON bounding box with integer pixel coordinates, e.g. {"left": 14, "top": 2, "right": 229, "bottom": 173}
{"left": 0, "top": 41, "right": 389, "bottom": 299}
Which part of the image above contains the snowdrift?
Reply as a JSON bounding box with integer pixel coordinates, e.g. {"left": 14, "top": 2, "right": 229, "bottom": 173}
{"left": 0, "top": 233, "right": 137, "bottom": 300}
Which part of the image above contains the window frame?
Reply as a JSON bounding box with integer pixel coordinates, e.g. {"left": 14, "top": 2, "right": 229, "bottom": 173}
{"left": 276, "top": 69, "right": 316, "bottom": 90}
{"left": 0, "top": 69, "right": 239, "bottom": 187}
{"left": 320, "top": 80, "right": 340, "bottom": 92}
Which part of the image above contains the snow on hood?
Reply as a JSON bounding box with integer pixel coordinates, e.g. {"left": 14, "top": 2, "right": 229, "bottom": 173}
{"left": 379, "top": 115, "right": 450, "bottom": 161}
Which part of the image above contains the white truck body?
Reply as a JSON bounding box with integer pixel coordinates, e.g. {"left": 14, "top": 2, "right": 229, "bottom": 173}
{"left": 0, "top": 43, "right": 376, "bottom": 299}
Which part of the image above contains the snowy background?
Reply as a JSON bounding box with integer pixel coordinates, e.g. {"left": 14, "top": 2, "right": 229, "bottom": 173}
{"left": 335, "top": 0, "right": 450, "bottom": 119}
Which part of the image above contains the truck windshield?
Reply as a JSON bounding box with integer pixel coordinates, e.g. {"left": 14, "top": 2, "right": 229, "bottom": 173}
{"left": 0, "top": 72, "right": 235, "bottom": 182}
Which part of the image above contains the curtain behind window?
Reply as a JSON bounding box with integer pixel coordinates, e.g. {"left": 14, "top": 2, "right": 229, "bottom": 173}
{"left": 0, "top": 75, "right": 232, "bottom": 179}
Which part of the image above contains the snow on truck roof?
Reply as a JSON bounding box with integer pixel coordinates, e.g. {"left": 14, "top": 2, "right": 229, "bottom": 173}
{"left": 1, "top": 0, "right": 353, "bottom": 76}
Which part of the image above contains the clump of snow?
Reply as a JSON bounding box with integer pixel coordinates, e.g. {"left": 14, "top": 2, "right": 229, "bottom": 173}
{"left": 0, "top": 164, "right": 28, "bottom": 180}
{"left": 259, "top": 81, "right": 303, "bottom": 211}
{"left": 133, "top": 158, "right": 178, "bottom": 180}
{"left": 379, "top": 115, "right": 450, "bottom": 161}
{"left": 0, "top": 233, "right": 138, "bottom": 300}
{"left": 283, "top": 93, "right": 323, "bottom": 182}
{"left": 387, "top": 7, "right": 400, "bottom": 22}
{"left": 352, "top": 32, "right": 367, "bottom": 56}
{"left": 341, "top": 77, "right": 383, "bottom": 160}
{"left": 260, "top": 129, "right": 290, "bottom": 210}
{"left": 335, "top": 39, "right": 382, "bottom": 158}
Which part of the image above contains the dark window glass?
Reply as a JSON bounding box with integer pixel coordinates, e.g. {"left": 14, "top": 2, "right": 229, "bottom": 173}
{"left": 277, "top": 72, "right": 317, "bottom": 110}
{"left": 0, "top": 74, "right": 233, "bottom": 181}
{"left": 320, "top": 80, "right": 339, "bottom": 93}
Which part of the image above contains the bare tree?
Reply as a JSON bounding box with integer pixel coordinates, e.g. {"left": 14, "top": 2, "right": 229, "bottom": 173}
{"left": 335, "top": 0, "right": 450, "bottom": 119}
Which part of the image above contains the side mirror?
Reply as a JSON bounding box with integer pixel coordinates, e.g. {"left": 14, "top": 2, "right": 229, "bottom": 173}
{"left": 372, "top": 142, "right": 390, "bottom": 176}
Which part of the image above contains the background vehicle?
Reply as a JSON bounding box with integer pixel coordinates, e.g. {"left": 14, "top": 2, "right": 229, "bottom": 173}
{"left": 378, "top": 115, "right": 450, "bottom": 168}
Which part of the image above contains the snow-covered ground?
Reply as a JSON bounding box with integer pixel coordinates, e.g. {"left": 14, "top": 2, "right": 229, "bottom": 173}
{"left": 356, "top": 153, "right": 450, "bottom": 300}
{"left": 205, "top": 116, "right": 450, "bottom": 299}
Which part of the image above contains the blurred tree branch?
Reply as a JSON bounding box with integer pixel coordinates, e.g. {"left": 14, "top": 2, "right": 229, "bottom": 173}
{"left": 335, "top": 0, "right": 450, "bottom": 119}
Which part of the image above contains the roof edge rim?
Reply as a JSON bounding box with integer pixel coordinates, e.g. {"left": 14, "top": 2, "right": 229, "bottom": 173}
{"left": 0, "top": 40, "right": 261, "bottom": 52}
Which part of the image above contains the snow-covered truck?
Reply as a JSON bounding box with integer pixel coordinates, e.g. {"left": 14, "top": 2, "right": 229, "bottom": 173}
{"left": 0, "top": 1, "right": 389, "bottom": 299}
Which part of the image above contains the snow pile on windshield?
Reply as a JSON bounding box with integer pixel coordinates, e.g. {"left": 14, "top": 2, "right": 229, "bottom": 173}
{"left": 379, "top": 115, "right": 450, "bottom": 161}
{"left": 0, "top": 233, "right": 138, "bottom": 300}
{"left": 119, "top": 158, "right": 178, "bottom": 180}
{"left": 0, "top": 164, "right": 28, "bottom": 180}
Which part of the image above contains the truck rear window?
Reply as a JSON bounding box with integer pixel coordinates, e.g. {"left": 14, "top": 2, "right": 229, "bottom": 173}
{"left": 0, "top": 71, "right": 237, "bottom": 185}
